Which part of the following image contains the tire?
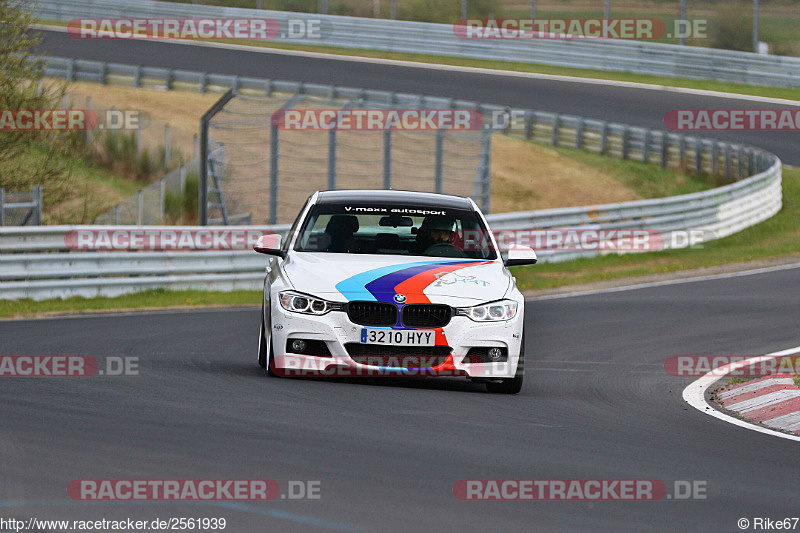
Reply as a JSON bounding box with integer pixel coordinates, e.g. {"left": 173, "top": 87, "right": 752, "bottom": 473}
{"left": 258, "top": 305, "right": 278, "bottom": 377}
{"left": 485, "top": 334, "right": 524, "bottom": 394}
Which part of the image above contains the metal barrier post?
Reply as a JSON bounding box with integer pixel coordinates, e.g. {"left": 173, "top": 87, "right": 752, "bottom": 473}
{"left": 328, "top": 129, "right": 337, "bottom": 190}
{"left": 383, "top": 129, "right": 392, "bottom": 189}
{"left": 695, "top": 139, "right": 702, "bottom": 173}
{"left": 136, "top": 119, "right": 142, "bottom": 154}
{"left": 85, "top": 97, "right": 91, "bottom": 146}
{"left": 599, "top": 122, "right": 609, "bottom": 154}
{"left": 738, "top": 146, "right": 745, "bottom": 179}
{"left": 711, "top": 143, "right": 719, "bottom": 176}
{"left": 34, "top": 186, "right": 42, "bottom": 225}
{"left": 551, "top": 114, "right": 560, "bottom": 146}
{"left": 525, "top": 111, "right": 534, "bottom": 140}
{"left": 478, "top": 129, "right": 492, "bottom": 213}
{"left": 270, "top": 125, "right": 279, "bottom": 225}
{"left": 435, "top": 130, "right": 444, "bottom": 194}
{"left": 622, "top": 127, "right": 630, "bottom": 159}
{"left": 160, "top": 180, "right": 166, "bottom": 221}
{"left": 164, "top": 124, "right": 171, "bottom": 169}
{"left": 199, "top": 90, "right": 235, "bottom": 226}
{"left": 725, "top": 145, "right": 732, "bottom": 181}
{"left": 679, "top": 136, "right": 686, "bottom": 169}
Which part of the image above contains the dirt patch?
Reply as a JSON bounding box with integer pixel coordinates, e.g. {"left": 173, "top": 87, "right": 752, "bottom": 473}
{"left": 491, "top": 135, "right": 641, "bottom": 212}
{"left": 64, "top": 81, "right": 220, "bottom": 158}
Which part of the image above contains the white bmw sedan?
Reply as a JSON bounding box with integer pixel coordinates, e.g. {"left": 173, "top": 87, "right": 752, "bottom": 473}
{"left": 255, "top": 190, "right": 537, "bottom": 393}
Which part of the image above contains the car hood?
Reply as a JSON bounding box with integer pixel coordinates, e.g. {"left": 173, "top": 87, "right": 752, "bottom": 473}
{"left": 283, "top": 252, "right": 511, "bottom": 305}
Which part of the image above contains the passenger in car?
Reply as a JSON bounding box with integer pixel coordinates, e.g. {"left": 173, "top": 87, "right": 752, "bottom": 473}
{"left": 324, "top": 215, "right": 360, "bottom": 252}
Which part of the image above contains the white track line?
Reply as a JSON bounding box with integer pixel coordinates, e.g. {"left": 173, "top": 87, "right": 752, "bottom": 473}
{"left": 32, "top": 24, "right": 800, "bottom": 106}
{"left": 683, "top": 345, "right": 800, "bottom": 442}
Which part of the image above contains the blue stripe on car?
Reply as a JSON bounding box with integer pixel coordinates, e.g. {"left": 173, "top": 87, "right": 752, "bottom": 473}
{"left": 335, "top": 261, "right": 444, "bottom": 301}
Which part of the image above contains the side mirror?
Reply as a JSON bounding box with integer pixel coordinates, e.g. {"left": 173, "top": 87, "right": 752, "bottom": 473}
{"left": 253, "top": 234, "right": 286, "bottom": 258}
{"left": 504, "top": 245, "right": 537, "bottom": 267}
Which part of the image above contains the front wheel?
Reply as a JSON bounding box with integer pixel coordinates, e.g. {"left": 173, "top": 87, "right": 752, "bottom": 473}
{"left": 258, "top": 305, "right": 278, "bottom": 377}
{"left": 485, "top": 334, "right": 524, "bottom": 394}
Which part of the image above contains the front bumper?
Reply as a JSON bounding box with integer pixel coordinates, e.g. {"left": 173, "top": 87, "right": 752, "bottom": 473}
{"left": 268, "top": 301, "right": 524, "bottom": 379}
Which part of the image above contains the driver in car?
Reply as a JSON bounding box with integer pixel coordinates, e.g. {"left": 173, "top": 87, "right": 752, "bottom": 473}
{"left": 416, "top": 216, "right": 465, "bottom": 257}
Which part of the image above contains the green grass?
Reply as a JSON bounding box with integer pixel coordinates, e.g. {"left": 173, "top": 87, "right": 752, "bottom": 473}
{"left": 0, "top": 289, "right": 262, "bottom": 319}
{"left": 795, "top": 374, "right": 800, "bottom": 388}
{"left": 4, "top": 142, "right": 142, "bottom": 225}
{"left": 67, "top": 150, "right": 141, "bottom": 198}
{"left": 511, "top": 167, "right": 800, "bottom": 290}
{"left": 36, "top": 20, "right": 800, "bottom": 102}
{"left": 541, "top": 140, "right": 721, "bottom": 198}
{"left": 726, "top": 377, "right": 753, "bottom": 387}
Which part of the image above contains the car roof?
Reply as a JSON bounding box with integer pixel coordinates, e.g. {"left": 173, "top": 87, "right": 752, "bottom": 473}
{"left": 315, "top": 190, "right": 474, "bottom": 210}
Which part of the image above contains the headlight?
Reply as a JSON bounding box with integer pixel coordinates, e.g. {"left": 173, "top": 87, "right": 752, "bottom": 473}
{"left": 456, "top": 300, "right": 518, "bottom": 322}
{"left": 279, "top": 291, "right": 342, "bottom": 315}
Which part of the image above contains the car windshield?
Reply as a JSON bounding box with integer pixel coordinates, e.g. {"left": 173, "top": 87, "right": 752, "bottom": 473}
{"left": 294, "top": 203, "right": 497, "bottom": 260}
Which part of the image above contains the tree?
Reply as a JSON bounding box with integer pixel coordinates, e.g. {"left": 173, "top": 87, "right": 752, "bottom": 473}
{"left": 0, "top": 0, "right": 72, "bottom": 206}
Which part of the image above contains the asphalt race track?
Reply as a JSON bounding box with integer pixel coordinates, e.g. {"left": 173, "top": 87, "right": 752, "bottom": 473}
{"left": 36, "top": 29, "right": 800, "bottom": 166}
{"left": 1, "top": 266, "right": 799, "bottom": 531}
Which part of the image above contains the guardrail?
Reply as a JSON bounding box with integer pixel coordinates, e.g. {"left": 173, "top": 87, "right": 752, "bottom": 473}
{"left": 0, "top": 250, "right": 269, "bottom": 300}
{"left": 34, "top": 0, "right": 800, "bottom": 88}
{"left": 0, "top": 149, "right": 781, "bottom": 300}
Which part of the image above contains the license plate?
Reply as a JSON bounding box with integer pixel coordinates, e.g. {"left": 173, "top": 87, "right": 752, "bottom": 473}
{"left": 360, "top": 328, "right": 436, "bottom": 346}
